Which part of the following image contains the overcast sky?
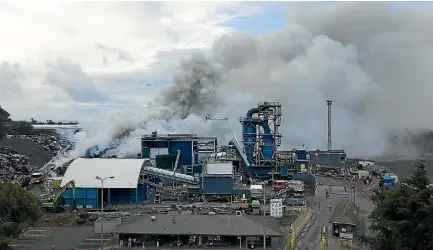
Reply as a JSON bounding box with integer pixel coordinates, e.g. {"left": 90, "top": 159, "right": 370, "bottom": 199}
{"left": 1, "top": 1, "right": 431, "bottom": 122}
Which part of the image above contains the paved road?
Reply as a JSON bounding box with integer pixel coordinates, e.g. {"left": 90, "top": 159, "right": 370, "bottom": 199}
{"left": 299, "top": 176, "right": 375, "bottom": 250}
{"left": 9, "top": 227, "right": 106, "bottom": 250}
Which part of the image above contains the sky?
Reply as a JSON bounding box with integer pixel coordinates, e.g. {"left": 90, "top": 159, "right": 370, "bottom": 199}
{"left": 3, "top": 1, "right": 433, "bottom": 159}
{"left": 0, "top": 1, "right": 266, "bottom": 121}
{"left": 0, "top": 1, "right": 431, "bottom": 122}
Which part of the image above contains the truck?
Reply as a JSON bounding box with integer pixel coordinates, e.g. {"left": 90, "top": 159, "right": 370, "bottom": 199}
{"left": 41, "top": 180, "right": 77, "bottom": 213}
{"left": 285, "top": 194, "right": 306, "bottom": 206}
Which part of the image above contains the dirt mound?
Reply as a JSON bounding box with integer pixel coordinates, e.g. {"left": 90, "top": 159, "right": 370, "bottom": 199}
{"left": 0, "top": 137, "right": 54, "bottom": 168}
{"left": 376, "top": 157, "right": 433, "bottom": 180}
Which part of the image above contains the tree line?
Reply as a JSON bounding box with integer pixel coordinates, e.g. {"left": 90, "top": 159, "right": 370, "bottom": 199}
{"left": 361, "top": 160, "right": 433, "bottom": 249}
{"left": 0, "top": 106, "right": 33, "bottom": 139}
{"left": 0, "top": 106, "right": 79, "bottom": 140}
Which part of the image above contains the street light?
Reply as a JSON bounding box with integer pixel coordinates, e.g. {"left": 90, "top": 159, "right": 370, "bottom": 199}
{"left": 95, "top": 176, "right": 114, "bottom": 250}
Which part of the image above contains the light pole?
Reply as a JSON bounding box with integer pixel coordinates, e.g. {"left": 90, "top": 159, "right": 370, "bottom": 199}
{"left": 95, "top": 176, "right": 114, "bottom": 250}
{"left": 263, "top": 183, "right": 266, "bottom": 250}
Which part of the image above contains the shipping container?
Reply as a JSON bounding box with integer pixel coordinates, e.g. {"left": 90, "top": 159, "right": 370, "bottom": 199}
{"left": 200, "top": 176, "right": 233, "bottom": 194}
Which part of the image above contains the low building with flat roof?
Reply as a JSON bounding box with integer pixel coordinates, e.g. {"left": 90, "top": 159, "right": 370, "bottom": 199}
{"left": 113, "top": 214, "right": 283, "bottom": 249}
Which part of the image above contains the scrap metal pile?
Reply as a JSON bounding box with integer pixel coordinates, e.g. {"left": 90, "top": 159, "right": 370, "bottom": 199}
{"left": 0, "top": 145, "right": 32, "bottom": 180}
{"left": 6, "top": 133, "right": 72, "bottom": 154}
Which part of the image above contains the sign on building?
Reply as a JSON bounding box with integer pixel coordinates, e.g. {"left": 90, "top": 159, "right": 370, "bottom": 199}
{"left": 270, "top": 198, "right": 283, "bottom": 218}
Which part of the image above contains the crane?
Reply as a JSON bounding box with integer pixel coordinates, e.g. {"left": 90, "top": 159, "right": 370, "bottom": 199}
{"left": 41, "top": 180, "right": 77, "bottom": 213}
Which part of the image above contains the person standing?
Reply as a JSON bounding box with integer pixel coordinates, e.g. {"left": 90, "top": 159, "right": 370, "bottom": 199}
{"left": 128, "top": 237, "right": 132, "bottom": 248}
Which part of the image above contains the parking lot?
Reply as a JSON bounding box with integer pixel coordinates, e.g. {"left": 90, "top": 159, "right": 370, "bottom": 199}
{"left": 9, "top": 227, "right": 108, "bottom": 250}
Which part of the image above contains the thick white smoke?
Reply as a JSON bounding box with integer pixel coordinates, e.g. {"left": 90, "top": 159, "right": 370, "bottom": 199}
{"left": 58, "top": 2, "right": 433, "bottom": 164}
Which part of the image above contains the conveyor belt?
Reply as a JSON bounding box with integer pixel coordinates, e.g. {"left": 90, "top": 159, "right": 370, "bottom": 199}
{"left": 231, "top": 138, "right": 251, "bottom": 167}
{"left": 142, "top": 166, "right": 197, "bottom": 184}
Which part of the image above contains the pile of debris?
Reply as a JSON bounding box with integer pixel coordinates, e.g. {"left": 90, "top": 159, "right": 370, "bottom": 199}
{"left": 6, "top": 133, "right": 72, "bottom": 154}
{"left": 0, "top": 145, "right": 32, "bottom": 180}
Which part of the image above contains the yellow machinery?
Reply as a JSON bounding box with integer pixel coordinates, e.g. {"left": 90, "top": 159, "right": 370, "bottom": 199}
{"left": 41, "top": 180, "right": 76, "bottom": 213}
{"left": 289, "top": 224, "right": 295, "bottom": 249}
{"left": 320, "top": 226, "right": 328, "bottom": 250}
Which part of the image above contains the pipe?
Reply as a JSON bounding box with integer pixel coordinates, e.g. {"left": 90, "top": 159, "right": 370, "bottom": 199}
{"left": 243, "top": 108, "right": 274, "bottom": 163}
{"left": 244, "top": 108, "right": 259, "bottom": 164}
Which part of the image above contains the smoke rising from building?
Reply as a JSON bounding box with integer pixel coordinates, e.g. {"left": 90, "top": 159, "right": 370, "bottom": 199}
{"left": 59, "top": 2, "right": 433, "bottom": 163}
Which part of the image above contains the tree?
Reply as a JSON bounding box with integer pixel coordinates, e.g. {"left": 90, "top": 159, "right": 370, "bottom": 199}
{"left": 361, "top": 160, "right": 433, "bottom": 250}
{"left": 10, "top": 121, "right": 33, "bottom": 135}
{"left": 0, "top": 106, "right": 11, "bottom": 140}
{"left": 0, "top": 182, "right": 41, "bottom": 249}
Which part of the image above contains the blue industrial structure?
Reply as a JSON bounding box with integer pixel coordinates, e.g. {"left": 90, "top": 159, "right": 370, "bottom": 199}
{"left": 200, "top": 175, "right": 234, "bottom": 195}
{"left": 141, "top": 132, "right": 217, "bottom": 171}
{"left": 59, "top": 158, "right": 151, "bottom": 208}
{"left": 62, "top": 184, "right": 147, "bottom": 208}
{"left": 240, "top": 102, "right": 282, "bottom": 178}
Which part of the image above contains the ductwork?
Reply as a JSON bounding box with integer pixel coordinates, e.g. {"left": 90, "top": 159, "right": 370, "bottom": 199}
{"left": 244, "top": 108, "right": 258, "bottom": 164}
{"left": 243, "top": 108, "right": 274, "bottom": 164}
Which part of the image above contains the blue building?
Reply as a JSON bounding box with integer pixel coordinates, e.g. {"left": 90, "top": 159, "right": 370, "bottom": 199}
{"left": 60, "top": 158, "right": 148, "bottom": 208}
{"left": 141, "top": 132, "right": 217, "bottom": 175}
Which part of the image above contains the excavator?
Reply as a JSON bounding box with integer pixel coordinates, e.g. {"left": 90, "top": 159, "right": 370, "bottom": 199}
{"left": 41, "top": 180, "right": 77, "bottom": 213}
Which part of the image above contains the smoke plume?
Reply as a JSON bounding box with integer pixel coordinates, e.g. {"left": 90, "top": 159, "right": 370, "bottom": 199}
{"left": 60, "top": 2, "right": 433, "bottom": 163}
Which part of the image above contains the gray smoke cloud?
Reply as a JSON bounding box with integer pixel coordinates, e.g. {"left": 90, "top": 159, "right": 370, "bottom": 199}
{"left": 210, "top": 2, "right": 433, "bottom": 158}
{"left": 156, "top": 53, "right": 225, "bottom": 118}
{"left": 63, "top": 2, "right": 433, "bottom": 162}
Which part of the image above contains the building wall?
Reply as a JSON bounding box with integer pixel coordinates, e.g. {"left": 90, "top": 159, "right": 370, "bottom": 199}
{"left": 169, "top": 141, "right": 194, "bottom": 165}
{"left": 200, "top": 176, "right": 233, "bottom": 194}
{"left": 62, "top": 187, "right": 98, "bottom": 208}
{"left": 61, "top": 184, "right": 146, "bottom": 208}
{"left": 309, "top": 151, "right": 346, "bottom": 168}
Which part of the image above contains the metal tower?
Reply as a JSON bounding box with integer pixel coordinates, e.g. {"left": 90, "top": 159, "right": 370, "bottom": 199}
{"left": 240, "top": 102, "right": 282, "bottom": 168}
{"left": 326, "top": 100, "right": 333, "bottom": 151}
{"left": 257, "top": 102, "right": 282, "bottom": 166}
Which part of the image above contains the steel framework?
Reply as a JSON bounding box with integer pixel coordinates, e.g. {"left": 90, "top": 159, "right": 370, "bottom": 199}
{"left": 239, "top": 102, "right": 282, "bottom": 167}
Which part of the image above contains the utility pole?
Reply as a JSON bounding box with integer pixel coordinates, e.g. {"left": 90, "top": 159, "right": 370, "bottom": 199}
{"left": 95, "top": 176, "right": 115, "bottom": 250}
{"left": 326, "top": 100, "right": 333, "bottom": 151}
{"left": 263, "top": 184, "right": 266, "bottom": 250}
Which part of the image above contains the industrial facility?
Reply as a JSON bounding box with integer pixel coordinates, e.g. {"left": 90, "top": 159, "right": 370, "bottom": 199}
{"left": 53, "top": 101, "right": 346, "bottom": 210}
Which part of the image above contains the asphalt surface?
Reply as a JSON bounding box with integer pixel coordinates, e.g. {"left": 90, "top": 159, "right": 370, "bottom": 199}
{"left": 299, "top": 176, "right": 375, "bottom": 250}
{"left": 9, "top": 227, "right": 105, "bottom": 250}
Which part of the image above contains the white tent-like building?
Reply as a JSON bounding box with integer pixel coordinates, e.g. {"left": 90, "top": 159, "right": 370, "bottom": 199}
{"left": 60, "top": 158, "right": 149, "bottom": 208}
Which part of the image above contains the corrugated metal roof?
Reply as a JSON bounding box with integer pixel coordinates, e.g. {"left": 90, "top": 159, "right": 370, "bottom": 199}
{"left": 329, "top": 203, "right": 360, "bottom": 225}
{"left": 60, "top": 158, "right": 148, "bottom": 188}
{"left": 113, "top": 214, "right": 282, "bottom": 236}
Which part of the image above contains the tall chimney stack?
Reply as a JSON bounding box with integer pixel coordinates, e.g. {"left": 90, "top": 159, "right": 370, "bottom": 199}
{"left": 326, "top": 100, "right": 333, "bottom": 151}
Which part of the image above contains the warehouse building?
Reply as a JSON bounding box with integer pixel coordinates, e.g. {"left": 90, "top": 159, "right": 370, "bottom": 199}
{"left": 60, "top": 158, "right": 148, "bottom": 208}
{"left": 113, "top": 214, "right": 282, "bottom": 249}
{"left": 309, "top": 150, "right": 347, "bottom": 170}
